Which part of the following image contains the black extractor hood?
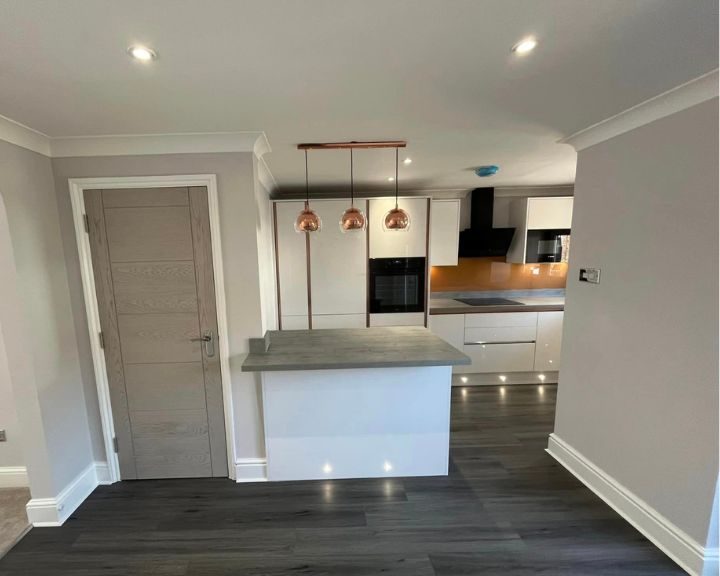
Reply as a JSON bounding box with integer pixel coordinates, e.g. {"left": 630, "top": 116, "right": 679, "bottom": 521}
{"left": 458, "top": 188, "right": 515, "bottom": 258}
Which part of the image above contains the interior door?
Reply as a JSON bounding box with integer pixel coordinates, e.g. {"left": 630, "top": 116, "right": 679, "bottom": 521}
{"left": 85, "top": 186, "right": 227, "bottom": 479}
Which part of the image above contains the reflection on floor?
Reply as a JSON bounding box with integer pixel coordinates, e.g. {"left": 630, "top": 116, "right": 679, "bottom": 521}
{"left": 0, "top": 488, "right": 30, "bottom": 558}
{"left": 0, "top": 385, "right": 682, "bottom": 575}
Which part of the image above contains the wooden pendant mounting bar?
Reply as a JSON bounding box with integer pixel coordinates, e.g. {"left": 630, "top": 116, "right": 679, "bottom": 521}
{"left": 297, "top": 140, "right": 406, "bottom": 150}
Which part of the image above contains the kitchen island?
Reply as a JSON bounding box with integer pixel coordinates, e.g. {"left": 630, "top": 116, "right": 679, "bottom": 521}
{"left": 242, "top": 327, "right": 470, "bottom": 481}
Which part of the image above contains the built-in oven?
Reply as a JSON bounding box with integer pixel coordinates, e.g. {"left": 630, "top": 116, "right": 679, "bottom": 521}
{"left": 369, "top": 257, "right": 426, "bottom": 313}
{"left": 525, "top": 229, "right": 571, "bottom": 263}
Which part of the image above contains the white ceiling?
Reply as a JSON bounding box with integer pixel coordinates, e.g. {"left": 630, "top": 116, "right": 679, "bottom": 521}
{"left": 0, "top": 0, "right": 716, "bottom": 193}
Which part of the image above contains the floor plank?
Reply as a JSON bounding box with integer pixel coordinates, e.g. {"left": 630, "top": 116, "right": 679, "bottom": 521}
{"left": 0, "top": 384, "right": 683, "bottom": 575}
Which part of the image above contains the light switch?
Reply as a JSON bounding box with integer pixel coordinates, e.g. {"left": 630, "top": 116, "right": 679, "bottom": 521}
{"left": 579, "top": 268, "right": 601, "bottom": 284}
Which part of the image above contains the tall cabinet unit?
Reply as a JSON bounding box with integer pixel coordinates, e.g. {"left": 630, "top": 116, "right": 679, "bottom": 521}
{"left": 309, "top": 200, "right": 367, "bottom": 328}
{"left": 368, "top": 197, "right": 428, "bottom": 258}
{"left": 368, "top": 197, "right": 429, "bottom": 327}
{"left": 275, "top": 201, "right": 310, "bottom": 329}
{"left": 430, "top": 199, "right": 460, "bottom": 266}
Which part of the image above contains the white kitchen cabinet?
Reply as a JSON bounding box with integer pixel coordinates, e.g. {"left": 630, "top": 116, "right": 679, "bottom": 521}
{"left": 369, "top": 197, "right": 428, "bottom": 258}
{"left": 428, "top": 314, "right": 464, "bottom": 351}
{"left": 459, "top": 343, "right": 536, "bottom": 374}
{"left": 430, "top": 199, "right": 460, "bottom": 266}
{"left": 534, "top": 311, "right": 564, "bottom": 371}
{"left": 506, "top": 196, "right": 573, "bottom": 263}
{"left": 527, "top": 197, "right": 573, "bottom": 230}
{"left": 309, "top": 200, "right": 367, "bottom": 316}
{"left": 369, "top": 312, "right": 425, "bottom": 327}
{"left": 464, "top": 312, "right": 538, "bottom": 328}
{"left": 281, "top": 315, "right": 310, "bottom": 330}
{"left": 312, "top": 314, "right": 366, "bottom": 329}
{"left": 464, "top": 326, "right": 537, "bottom": 344}
{"left": 275, "top": 202, "right": 309, "bottom": 319}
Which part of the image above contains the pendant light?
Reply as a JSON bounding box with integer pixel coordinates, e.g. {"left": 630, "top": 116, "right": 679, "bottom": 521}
{"left": 383, "top": 148, "right": 410, "bottom": 231}
{"left": 339, "top": 149, "right": 367, "bottom": 232}
{"left": 295, "top": 150, "right": 322, "bottom": 233}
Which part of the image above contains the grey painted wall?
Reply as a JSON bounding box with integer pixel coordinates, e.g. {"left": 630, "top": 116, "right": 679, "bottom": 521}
{"left": 51, "top": 152, "right": 269, "bottom": 465}
{"left": 553, "top": 98, "right": 718, "bottom": 545}
{"left": 0, "top": 140, "right": 95, "bottom": 496}
{"left": 0, "top": 311, "right": 24, "bottom": 467}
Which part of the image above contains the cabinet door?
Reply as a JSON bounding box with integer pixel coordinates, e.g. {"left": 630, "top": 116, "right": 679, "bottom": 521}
{"left": 527, "top": 197, "right": 573, "bottom": 230}
{"left": 275, "top": 202, "right": 309, "bottom": 320}
{"left": 462, "top": 343, "right": 536, "bottom": 373}
{"left": 534, "top": 311, "right": 564, "bottom": 371}
{"left": 428, "top": 314, "right": 464, "bottom": 351}
{"left": 430, "top": 200, "right": 460, "bottom": 266}
{"left": 309, "top": 200, "right": 367, "bottom": 315}
{"left": 369, "top": 198, "right": 428, "bottom": 258}
{"left": 312, "top": 314, "right": 366, "bottom": 329}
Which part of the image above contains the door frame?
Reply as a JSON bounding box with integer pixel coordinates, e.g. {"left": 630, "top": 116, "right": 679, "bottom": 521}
{"left": 68, "top": 175, "right": 236, "bottom": 483}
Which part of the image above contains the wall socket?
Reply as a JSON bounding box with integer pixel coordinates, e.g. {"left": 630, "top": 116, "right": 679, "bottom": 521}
{"left": 0, "top": 429, "right": 6, "bottom": 442}
{"left": 579, "top": 267, "right": 601, "bottom": 284}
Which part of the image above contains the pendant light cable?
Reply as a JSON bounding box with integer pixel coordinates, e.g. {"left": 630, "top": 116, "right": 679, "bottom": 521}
{"left": 395, "top": 147, "right": 399, "bottom": 209}
{"left": 304, "top": 149, "right": 310, "bottom": 207}
{"left": 350, "top": 149, "right": 354, "bottom": 207}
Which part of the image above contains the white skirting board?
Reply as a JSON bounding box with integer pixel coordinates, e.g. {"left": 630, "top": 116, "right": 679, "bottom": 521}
{"left": 547, "top": 433, "right": 716, "bottom": 576}
{"left": 0, "top": 466, "right": 28, "bottom": 488}
{"left": 235, "top": 458, "right": 267, "bottom": 483}
{"left": 25, "top": 461, "right": 109, "bottom": 527}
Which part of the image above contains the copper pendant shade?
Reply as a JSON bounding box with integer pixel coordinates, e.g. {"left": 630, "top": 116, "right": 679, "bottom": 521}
{"left": 295, "top": 150, "right": 322, "bottom": 233}
{"left": 383, "top": 148, "right": 410, "bottom": 231}
{"left": 339, "top": 150, "right": 367, "bottom": 232}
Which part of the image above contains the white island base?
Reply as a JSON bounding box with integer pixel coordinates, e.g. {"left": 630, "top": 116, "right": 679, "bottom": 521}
{"left": 262, "top": 365, "right": 452, "bottom": 481}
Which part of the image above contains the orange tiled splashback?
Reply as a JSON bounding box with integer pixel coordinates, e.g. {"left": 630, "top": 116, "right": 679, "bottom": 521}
{"left": 430, "top": 258, "right": 567, "bottom": 292}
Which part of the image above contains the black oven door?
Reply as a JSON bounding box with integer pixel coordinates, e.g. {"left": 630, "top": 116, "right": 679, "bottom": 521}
{"left": 369, "top": 257, "right": 426, "bottom": 313}
{"left": 525, "top": 229, "right": 571, "bottom": 263}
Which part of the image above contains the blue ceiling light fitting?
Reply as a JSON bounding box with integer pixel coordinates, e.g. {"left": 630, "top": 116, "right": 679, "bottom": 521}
{"left": 475, "top": 165, "right": 499, "bottom": 177}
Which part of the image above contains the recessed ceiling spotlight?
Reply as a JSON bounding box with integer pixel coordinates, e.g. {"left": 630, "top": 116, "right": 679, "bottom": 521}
{"left": 128, "top": 45, "right": 157, "bottom": 61}
{"left": 403, "top": 158, "right": 412, "bottom": 165}
{"left": 512, "top": 37, "right": 537, "bottom": 55}
{"left": 387, "top": 177, "right": 395, "bottom": 182}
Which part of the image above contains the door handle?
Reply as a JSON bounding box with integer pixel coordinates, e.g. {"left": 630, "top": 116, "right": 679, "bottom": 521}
{"left": 191, "top": 330, "right": 215, "bottom": 358}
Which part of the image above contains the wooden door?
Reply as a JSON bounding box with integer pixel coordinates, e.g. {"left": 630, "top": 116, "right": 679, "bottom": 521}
{"left": 85, "top": 187, "right": 227, "bottom": 479}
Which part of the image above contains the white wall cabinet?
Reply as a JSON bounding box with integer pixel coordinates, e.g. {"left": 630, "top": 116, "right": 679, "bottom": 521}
{"left": 275, "top": 202, "right": 309, "bottom": 319}
{"left": 309, "top": 200, "right": 367, "bottom": 316}
{"left": 369, "top": 198, "right": 428, "bottom": 258}
{"left": 527, "top": 197, "right": 573, "bottom": 230}
{"left": 534, "top": 311, "right": 564, "bottom": 371}
{"left": 506, "top": 196, "right": 573, "bottom": 263}
{"left": 430, "top": 199, "right": 460, "bottom": 266}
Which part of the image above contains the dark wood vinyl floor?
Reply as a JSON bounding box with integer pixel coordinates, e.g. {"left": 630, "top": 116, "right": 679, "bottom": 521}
{"left": 0, "top": 384, "right": 683, "bottom": 575}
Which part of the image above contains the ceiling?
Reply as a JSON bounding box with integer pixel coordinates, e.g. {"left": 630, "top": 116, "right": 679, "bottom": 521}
{"left": 0, "top": 0, "right": 716, "bottom": 193}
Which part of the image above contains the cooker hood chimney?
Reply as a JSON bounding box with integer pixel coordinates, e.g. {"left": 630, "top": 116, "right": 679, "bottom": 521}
{"left": 458, "top": 188, "right": 515, "bottom": 258}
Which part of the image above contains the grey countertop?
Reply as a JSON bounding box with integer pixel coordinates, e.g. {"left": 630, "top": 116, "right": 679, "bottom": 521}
{"left": 241, "top": 327, "right": 471, "bottom": 372}
{"left": 429, "top": 296, "right": 565, "bottom": 315}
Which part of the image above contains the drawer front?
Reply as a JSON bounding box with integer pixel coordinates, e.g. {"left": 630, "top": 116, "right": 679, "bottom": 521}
{"left": 370, "top": 313, "right": 425, "bottom": 327}
{"left": 464, "top": 312, "right": 538, "bottom": 328}
{"left": 312, "top": 314, "right": 366, "bottom": 329}
{"left": 462, "top": 343, "right": 536, "bottom": 373}
{"left": 464, "top": 326, "right": 536, "bottom": 344}
{"left": 281, "top": 315, "right": 309, "bottom": 330}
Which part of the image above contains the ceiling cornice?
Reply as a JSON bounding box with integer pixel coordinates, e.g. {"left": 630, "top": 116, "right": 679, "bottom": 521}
{"left": 0, "top": 113, "right": 52, "bottom": 156}
{"left": 561, "top": 69, "right": 719, "bottom": 151}
{"left": 0, "top": 119, "right": 270, "bottom": 159}
{"left": 50, "top": 131, "right": 268, "bottom": 157}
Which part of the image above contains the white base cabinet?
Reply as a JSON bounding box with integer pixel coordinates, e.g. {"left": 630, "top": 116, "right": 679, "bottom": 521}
{"left": 534, "top": 311, "right": 564, "bottom": 371}
{"left": 429, "top": 310, "right": 564, "bottom": 375}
